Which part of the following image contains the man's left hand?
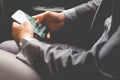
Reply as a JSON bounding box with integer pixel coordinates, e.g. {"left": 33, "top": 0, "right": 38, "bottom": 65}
{"left": 12, "top": 21, "right": 34, "bottom": 43}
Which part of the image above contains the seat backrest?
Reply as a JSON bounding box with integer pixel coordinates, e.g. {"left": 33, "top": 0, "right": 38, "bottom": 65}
{"left": 0, "top": 0, "right": 6, "bottom": 43}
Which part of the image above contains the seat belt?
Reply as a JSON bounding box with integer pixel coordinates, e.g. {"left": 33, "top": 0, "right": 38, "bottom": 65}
{"left": 89, "top": 0, "right": 114, "bottom": 47}
{"left": 97, "top": 0, "right": 120, "bottom": 79}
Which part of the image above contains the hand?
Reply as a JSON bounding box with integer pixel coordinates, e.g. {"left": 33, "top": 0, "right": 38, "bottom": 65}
{"left": 32, "top": 11, "right": 65, "bottom": 32}
{"left": 12, "top": 21, "right": 34, "bottom": 43}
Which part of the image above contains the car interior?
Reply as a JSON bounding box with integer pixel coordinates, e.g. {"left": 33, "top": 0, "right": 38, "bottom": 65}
{"left": 0, "top": 0, "right": 95, "bottom": 80}
{"left": 1, "top": 0, "right": 120, "bottom": 80}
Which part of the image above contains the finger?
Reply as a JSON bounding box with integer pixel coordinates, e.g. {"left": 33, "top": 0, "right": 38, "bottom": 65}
{"left": 32, "top": 14, "right": 42, "bottom": 23}
{"left": 32, "top": 15, "right": 38, "bottom": 19}
{"left": 22, "top": 21, "right": 32, "bottom": 27}
{"left": 32, "top": 12, "right": 48, "bottom": 24}
{"left": 22, "top": 21, "right": 30, "bottom": 25}
{"left": 47, "top": 32, "right": 51, "bottom": 39}
{"left": 12, "top": 22, "right": 21, "bottom": 29}
{"left": 13, "top": 22, "right": 20, "bottom": 26}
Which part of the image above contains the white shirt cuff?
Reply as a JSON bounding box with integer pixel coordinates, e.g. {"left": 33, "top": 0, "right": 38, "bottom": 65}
{"left": 19, "top": 36, "right": 37, "bottom": 50}
{"left": 63, "top": 8, "right": 77, "bottom": 21}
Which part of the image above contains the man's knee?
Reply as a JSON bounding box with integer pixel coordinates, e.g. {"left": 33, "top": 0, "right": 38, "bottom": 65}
{"left": 0, "top": 49, "right": 42, "bottom": 80}
{"left": 0, "top": 40, "right": 19, "bottom": 54}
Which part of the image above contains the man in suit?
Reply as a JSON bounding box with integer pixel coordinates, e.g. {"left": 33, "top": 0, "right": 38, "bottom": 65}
{"left": 1, "top": 0, "right": 120, "bottom": 80}
{"left": 0, "top": 0, "right": 102, "bottom": 54}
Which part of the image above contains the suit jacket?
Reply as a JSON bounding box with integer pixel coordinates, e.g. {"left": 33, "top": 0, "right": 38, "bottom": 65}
{"left": 16, "top": 0, "right": 120, "bottom": 80}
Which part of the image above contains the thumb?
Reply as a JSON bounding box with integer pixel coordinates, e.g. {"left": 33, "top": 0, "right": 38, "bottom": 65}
{"left": 22, "top": 21, "right": 33, "bottom": 28}
{"left": 32, "top": 14, "right": 44, "bottom": 24}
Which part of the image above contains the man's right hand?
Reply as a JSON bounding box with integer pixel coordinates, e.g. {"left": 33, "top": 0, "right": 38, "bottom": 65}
{"left": 32, "top": 11, "right": 65, "bottom": 32}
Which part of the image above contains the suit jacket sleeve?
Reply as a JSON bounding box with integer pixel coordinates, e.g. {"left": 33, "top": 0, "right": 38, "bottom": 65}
{"left": 16, "top": 38, "right": 91, "bottom": 76}
{"left": 64, "top": 0, "right": 102, "bottom": 22}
